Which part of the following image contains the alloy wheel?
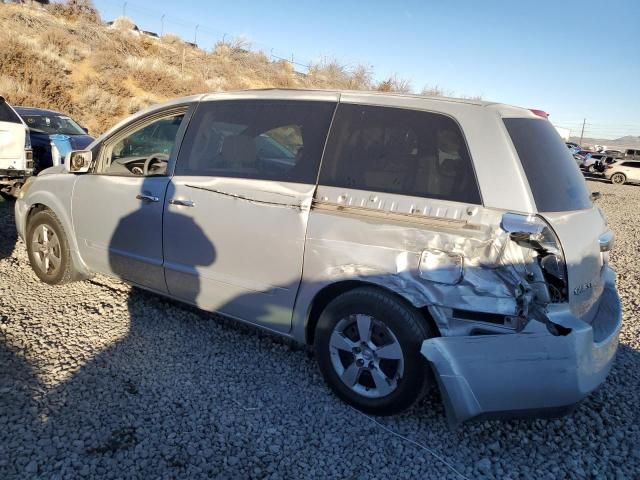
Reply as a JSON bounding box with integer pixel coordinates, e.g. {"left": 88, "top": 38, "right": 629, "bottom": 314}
{"left": 611, "top": 173, "right": 625, "bottom": 185}
{"left": 31, "top": 224, "right": 62, "bottom": 277}
{"left": 328, "top": 314, "right": 404, "bottom": 398}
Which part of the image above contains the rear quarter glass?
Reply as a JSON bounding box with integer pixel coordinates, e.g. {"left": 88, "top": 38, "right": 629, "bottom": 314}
{"left": 504, "top": 118, "right": 591, "bottom": 212}
{"left": 0, "top": 101, "right": 21, "bottom": 124}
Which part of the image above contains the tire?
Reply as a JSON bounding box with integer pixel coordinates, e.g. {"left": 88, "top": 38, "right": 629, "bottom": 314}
{"left": 611, "top": 173, "right": 626, "bottom": 185}
{"left": 314, "top": 287, "right": 435, "bottom": 415}
{"left": 26, "top": 209, "right": 74, "bottom": 285}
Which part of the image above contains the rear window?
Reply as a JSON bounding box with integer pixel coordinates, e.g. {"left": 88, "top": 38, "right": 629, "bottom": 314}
{"left": 0, "top": 100, "right": 21, "bottom": 124}
{"left": 504, "top": 118, "right": 591, "bottom": 212}
{"left": 319, "top": 104, "right": 481, "bottom": 204}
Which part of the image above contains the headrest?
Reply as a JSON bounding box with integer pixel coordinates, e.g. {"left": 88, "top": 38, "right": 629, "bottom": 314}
{"left": 221, "top": 134, "right": 256, "bottom": 168}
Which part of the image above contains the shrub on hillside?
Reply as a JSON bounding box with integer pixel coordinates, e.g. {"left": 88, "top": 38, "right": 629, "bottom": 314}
{"left": 0, "top": 37, "right": 76, "bottom": 114}
{"left": 377, "top": 76, "right": 412, "bottom": 93}
{"left": 48, "top": 0, "right": 100, "bottom": 24}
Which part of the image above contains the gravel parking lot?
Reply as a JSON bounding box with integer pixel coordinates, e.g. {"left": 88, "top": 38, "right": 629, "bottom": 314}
{"left": 1, "top": 178, "right": 639, "bottom": 480}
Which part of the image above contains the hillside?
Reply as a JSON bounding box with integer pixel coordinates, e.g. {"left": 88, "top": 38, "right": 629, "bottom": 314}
{"left": 0, "top": 2, "right": 407, "bottom": 135}
{"left": 569, "top": 135, "right": 640, "bottom": 150}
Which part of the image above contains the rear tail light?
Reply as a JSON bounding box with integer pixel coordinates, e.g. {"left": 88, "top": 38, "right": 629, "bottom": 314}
{"left": 24, "top": 129, "right": 31, "bottom": 149}
{"left": 25, "top": 149, "right": 33, "bottom": 170}
{"left": 501, "top": 213, "right": 567, "bottom": 303}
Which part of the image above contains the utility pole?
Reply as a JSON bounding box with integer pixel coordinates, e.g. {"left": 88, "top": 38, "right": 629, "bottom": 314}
{"left": 160, "top": 14, "right": 165, "bottom": 37}
{"left": 194, "top": 24, "right": 199, "bottom": 46}
{"left": 181, "top": 47, "right": 186, "bottom": 77}
{"left": 122, "top": 2, "right": 127, "bottom": 17}
{"left": 580, "top": 118, "right": 586, "bottom": 146}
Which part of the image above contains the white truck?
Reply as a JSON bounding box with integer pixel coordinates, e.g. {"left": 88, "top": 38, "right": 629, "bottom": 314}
{"left": 0, "top": 96, "right": 32, "bottom": 196}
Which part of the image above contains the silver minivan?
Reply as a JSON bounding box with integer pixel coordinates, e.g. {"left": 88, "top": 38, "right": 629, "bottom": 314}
{"left": 14, "top": 90, "right": 622, "bottom": 425}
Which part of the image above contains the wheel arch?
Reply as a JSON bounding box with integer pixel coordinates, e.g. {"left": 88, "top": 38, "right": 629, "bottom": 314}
{"left": 611, "top": 172, "right": 626, "bottom": 184}
{"left": 23, "top": 193, "right": 92, "bottom": 279}
{"left": 302, "top": 279, "right": 439, "bottom": 345}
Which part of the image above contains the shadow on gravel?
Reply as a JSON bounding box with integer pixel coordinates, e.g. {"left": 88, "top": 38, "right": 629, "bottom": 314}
{"left": 583, "top": 173, "right": 611, "bottom": 185}
{"left": 0, "top": 335, "right": 44, "bottom": 473}
{"left": 2, "top": 177, "right": 219, "bottom": 477}
{"left": 0, "top": 196, "right": 17, "bottom": 260}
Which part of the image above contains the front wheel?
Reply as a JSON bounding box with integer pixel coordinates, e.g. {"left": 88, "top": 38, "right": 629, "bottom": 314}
{"left": 26, "top": 210, "right": 74, "bottom": 285}
{"left": 611, "top": 173, "right": 626, "bottom": 185}
{"left": 314, "top": 287, "right": 435, "bottom": 415}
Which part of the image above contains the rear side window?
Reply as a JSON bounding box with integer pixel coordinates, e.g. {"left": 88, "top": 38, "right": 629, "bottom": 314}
{"left": 504, "top": 118, "right": 591, "bottom": 212}
{"left": 319, "top": 104, "right": 481, "bottom": 204}
{"left": 0, "top": 101, "right": 21, "bottom": 124}
{"left": 176, "top": 100, "right": 336, "bottom": 183}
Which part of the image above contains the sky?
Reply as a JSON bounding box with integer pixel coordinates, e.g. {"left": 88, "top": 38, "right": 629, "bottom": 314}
{"left": 92, "top": 0, "right": 640, "bottom": 140}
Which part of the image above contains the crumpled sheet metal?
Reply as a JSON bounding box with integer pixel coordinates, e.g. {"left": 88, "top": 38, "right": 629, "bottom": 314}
{"left": 310, "top": 215, "right": 544, "bottom": 335}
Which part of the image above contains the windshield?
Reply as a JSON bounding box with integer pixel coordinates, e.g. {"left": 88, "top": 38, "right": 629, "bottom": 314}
{"left": 504, "top": 117, "right": 592, "bottom": 212}
{"left": 22, "top": 114, "right": 86, "bottom": 135}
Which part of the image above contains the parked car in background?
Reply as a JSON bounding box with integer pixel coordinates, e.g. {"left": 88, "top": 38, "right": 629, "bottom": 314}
{"left": 15, "top": 90, "right": 621, "bottom": 425}
{"left": 623, "top": 149, "right": 640, "bottom": 161}
{"left": 14, "top": 107, "right": 93, "bottom": 175}
{"left": 0, "top": 96, "right": 32, "bottom": 196}
{"left": 565, "top": 142, "right": 580, "bottom": 153}
{"left": 604, "top": 160, "right": 640, "bottom": 185}
{"left": 574, "top": 150, "right": 592, "bottom": 160}
{"left": 594, "top": 156, "right": 618, "bottom": 173}
{"left": 565, "top": 142, "right": 580, "bottom": 154}
{"left": 581, "top": 153, "right": 606, "bottom": 172}
{"left": 603, "top": 149, "right": 623, "bottom": 158}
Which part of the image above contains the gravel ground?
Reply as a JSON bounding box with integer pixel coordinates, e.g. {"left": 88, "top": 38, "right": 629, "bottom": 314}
{"left": 1, "top": 178, "right": 639, "bottom": 480}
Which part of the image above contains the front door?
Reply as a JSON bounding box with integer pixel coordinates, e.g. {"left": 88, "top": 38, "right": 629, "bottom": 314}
{"left": 72, "top": 108, "right": 189, "bottom": 291}
{"left": 163, "top": 97, "right": 337, "bottom": 332}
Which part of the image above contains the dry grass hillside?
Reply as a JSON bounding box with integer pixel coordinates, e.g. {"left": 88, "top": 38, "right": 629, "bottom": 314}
{"left": 0, "top": 1, "right": 420, "bottom": 135}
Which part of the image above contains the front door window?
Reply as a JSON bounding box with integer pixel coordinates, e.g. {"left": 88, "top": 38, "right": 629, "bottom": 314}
{"left": 101, "top": 113, "right": 185, "bottom": 176}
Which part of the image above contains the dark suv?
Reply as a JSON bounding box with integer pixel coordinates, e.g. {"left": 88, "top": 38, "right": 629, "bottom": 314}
{"left": 14, "top": 107, "right": 94, "bottom": 174}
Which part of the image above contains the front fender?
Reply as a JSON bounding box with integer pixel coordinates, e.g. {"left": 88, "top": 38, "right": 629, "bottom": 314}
{"left": 21, "top": 175, "right": 92, "bottom": 278}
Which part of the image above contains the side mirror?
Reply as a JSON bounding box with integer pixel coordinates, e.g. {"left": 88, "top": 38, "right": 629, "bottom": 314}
{"left": 65, "top": 150, "right": 92, "bottom": 173}
{"left": 82, "top": 127, "right": 89, "bottom": 134}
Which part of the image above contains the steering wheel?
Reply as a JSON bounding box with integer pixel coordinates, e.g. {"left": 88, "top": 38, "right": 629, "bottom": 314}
{"left": 142, "top": 153, "right": 169, "bottom": 176}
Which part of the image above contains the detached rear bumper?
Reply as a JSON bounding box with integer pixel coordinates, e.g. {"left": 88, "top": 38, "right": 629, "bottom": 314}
{"left": 421, "top": 270, "right": 622, "bottom": 426}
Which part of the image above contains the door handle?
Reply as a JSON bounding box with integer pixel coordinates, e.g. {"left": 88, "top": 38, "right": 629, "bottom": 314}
{"left": 136, "top": 194, "right": 159, "bottom": 202}
{"left": 169, "top": 199, "right": 196, "bottom": 207}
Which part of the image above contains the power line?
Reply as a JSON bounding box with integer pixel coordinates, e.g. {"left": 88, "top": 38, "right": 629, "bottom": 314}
{"left": 97, "top": 0, "right": 314, "bottom": 67}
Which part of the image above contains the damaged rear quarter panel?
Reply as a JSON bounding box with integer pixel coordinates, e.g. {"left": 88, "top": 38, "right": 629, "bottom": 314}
{"left": 293, "top": 187, "right": 544, "bottom": 340}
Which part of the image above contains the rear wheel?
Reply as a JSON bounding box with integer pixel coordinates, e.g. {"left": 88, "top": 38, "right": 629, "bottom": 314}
{"left": 611, "top": 173, "right": 626, "bottom": 185}
{"left": 314, "top": 287, "right": 434, "bottom": 415}
{"left": 26, "top": 210, "right": 74, "bottom": 285}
